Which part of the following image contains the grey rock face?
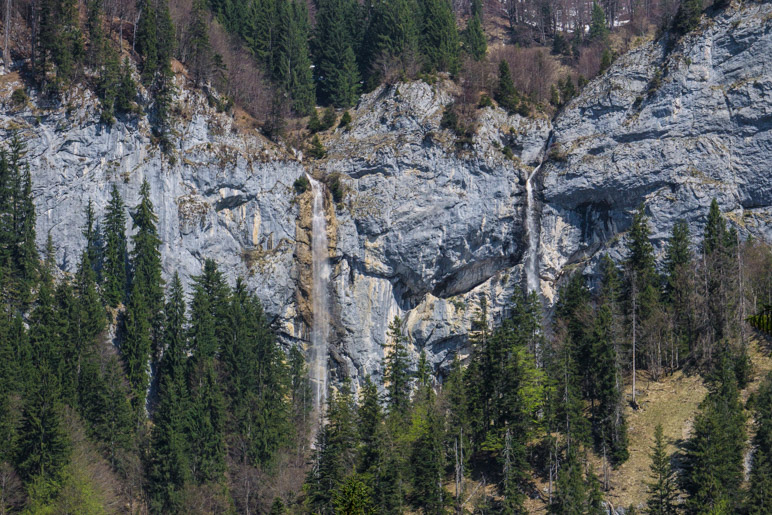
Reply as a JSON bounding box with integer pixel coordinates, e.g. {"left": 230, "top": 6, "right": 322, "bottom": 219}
{"left": 320, "top": 81, "right": 550, "bottom": 381}
{"left": 538, "top": 3, "right": 772, "bottom": 301}
{"left": 1, "top": 2, "right": 770, "bottom": 385}
{"left": 1, "top": 80, "right": 305, "bottom": 334}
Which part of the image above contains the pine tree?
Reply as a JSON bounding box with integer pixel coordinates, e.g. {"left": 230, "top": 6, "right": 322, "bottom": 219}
{"left": 275, "top": 0, "right": 315, "bottom": 115}
{"left": 682, "top": 355, "right": 746, "bottom": 512}
{"left": 673, "top": 0, "right": 702, "bottom": 35}
{"left": 588, "top": 2, "right": 608, "bottom": 41}
{"left": 421, "top": 0, "right": 460, "bottom": 74}
{"left": 496, "top": 60, "right": 519, "bottom": 113}
{"left": 223, "top": 278, "right": 290, "bottom": 468}
{"left": 189, "top": 0, "right": 213, "bottom": 86}
{"left": 550, "top": 447, "right": 585, "bottom": 514}
{"left": 409, "top": 392, "right": 445, "bottom": 514}
{"left": 136, "top": 0, "right": 159, "bottom": 82}
{"left": 101, "top": 184, "right": 128, "bottom": 307}
{"left": 463, "top": 11, "right": 486, "bottom": 61}
{"left": 314, "top": 0, "right": 361, "bottom": 107}
{"left": 149, "top": 273, "right": 191, "bottom": 512}
{"left": 646, "top": 424, "right": 677, "bottom": 515}
{"left": 307, "top": 380, "right": 358, "bottom": 513}
{"left": 383, "top": 316, "right": 412, "bottom": 418}
{"left": 123, "top": 179, "right": 164, "bottom": 421}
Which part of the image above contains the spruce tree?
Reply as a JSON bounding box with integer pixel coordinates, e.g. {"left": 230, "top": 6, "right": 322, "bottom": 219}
{"left": 421, "top": 0, "right": 460, "bottom": 74}
{"left": 747, "top": 373, "right": 772, "bottom": 514}
{"left": 136, "top": 0, "right": 160, "bottom": 82}
{"left": 682, "top": 355, "right": 746, "bottom": 512}
{"left": 101, "top": 184, "right": 128, "bottom": 307}
{"left": 223, "top": 278, "right": 290, "bottom": 467}
{"left": 366, "top": 0, "right": 419, "bottom": 83}
{"left": 665, "top": 220, "right": 693, "bottom": 366}
{"left": 123, "top": 179, "right": 163, "bottom": 422}
{"left": 550, "top": 447, "right": 586, "bottom": 514}
{"left": 82, "top": 199, "right": 101, "bottom": 274}
{"left": 314, "top": 0, "right": 361, "bottom": 107}
{"left": 149, "top": 272, "right": 191, "bottom": 512}
{"left": 463, "top": 12, "right": 486, "bottom": 61}
{"left": 356, "top": 376, "right": 384, "bottom": 476}
{"left": 496, "top": 60, "right": 519, "bottom": 113}
{"left": 275, "top": 0, "right": 315, "bottom": 115}
{"left": 16, "top": 365, "right": 71, "bottom": 494}
{"left": 588, "top": 2, "right": 608, "bottom": 41}
{"left": 703, "top": 199, "right": 726, "bottom": 256}
{"left": 307, "top": 380, "right": 358, "bottom": 513}
{"left": 409, "top": 392, "right": 445, "bottom": 514}
{"left": 186, "top": 261, "right": 228, "bottom": 485}
{"left": 129, "top": 178, "right": 165, "bottom": 354}
{"left": 383, "top": 316, "right": 412, "bottom": 418}
{"left": 673, "top": 0, "right": 702, "bottom": 35}
{"left": 646, "top": 424, "right": 678, "bottom": 515}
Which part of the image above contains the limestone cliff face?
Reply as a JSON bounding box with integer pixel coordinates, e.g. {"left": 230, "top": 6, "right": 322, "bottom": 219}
{"left": 1, "top": 2, "right": 770, "bottom": 384}
{"left": 538, "top": 3, "right": 772, "bottom": 301}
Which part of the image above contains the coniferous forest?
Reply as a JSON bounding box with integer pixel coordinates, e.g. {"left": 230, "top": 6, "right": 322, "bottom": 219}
{"left": 0, "top": 134, "right": 770, "bottom": 512}
{"left": 0, "top": 0, "right": 772, "bottom": 513}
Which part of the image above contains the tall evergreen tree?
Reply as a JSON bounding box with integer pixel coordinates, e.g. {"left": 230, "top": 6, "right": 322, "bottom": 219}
{"left": 747, "top": 373, "right": 772, "bottom": 514}
{"left": 275, "top": 0, "right": 315, "bottom": 114}
{"left": 314, "top": 0, "right": 361, "bottom": 107}
{"left": 462, "top": 11, "right": 487, "bottom": 61}
{"left": 409, "top": 392, "right": 445, "bottom": 514}
{"left": 149, "top": 273, "right": 191, "bottom": 512}
{"left": 383, "top": 316, "right": 412, "bottom": 418}
{"left": 306, "top": 380, "right": 358, "bottom": 513}
{"left": 496, "top": 60, "right": 519, "bottom": 113}
{"left": 588, "top": 2, "right": 608, "bottom": 41}
{"left": 646, "top": 424, "right": 678, "bottom": 515}
{"left": 681, "top": 354, "right": 746, "bottom": 512}
{"left": 420, "top": 0, "right": 460, "bottom": 74}
{"left": 101, "top": 184, "right": 128, "bottom": 307}
{"left": 122, "top": 179, "right": 163, "bottom": 421}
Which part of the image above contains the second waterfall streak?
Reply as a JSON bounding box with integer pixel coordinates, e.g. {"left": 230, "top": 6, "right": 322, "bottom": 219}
{"left": 307, "top": 174, "right": 330, "bottom": 417}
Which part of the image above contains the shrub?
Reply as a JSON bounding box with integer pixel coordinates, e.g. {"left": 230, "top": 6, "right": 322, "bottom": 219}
{"left": 327, "top": 174, "right": 345, "bottom": 203}
{"left": 321, "top": 106, "right": 336, "bottom": 130}
{"left": 293, "top": 175, "right": 310, "bottom": 194}
{"left": 308, "top": 109, "right": 322, "bottom": 133}
{"left": 478, "top": 94, "right": 493, "bottom": 108}
{"left": 11, "top": 88, "right": 28, "bottom": 107}
{"left": 308, "top": 135, "right": 327, "bottom": 159}
{"left": 441, "top": 104, "right": 459, "bottom": 132}
{"left": 338, "top": 111, "right": 352, "bottom": 128}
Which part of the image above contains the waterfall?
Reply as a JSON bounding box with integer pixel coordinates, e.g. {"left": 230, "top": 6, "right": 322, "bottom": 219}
{"left": 307, "top": 174, "right": 330, "bottom": 416}
{"left": 522, "top": 132, "right": 553, "bottom": 294}
{"left": 523, "top": 165, "right": 541, "bottom": 293}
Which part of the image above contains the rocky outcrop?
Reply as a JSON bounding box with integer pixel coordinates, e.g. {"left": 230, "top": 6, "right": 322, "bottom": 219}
{"left": 0, "top": 1, "right": 770, "bottom": 385}
{"left": 538, "top": 3, "right": 772, "bottom": 300}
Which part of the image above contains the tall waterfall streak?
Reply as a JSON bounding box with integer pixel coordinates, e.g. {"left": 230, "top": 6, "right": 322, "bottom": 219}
{"left": 522, "top": 132, "right": 553, "bottom": 294}
{"left": 307, "top": 175, "right": 330, "bottom": 416}
{"left": 523, "top": 164, "right": 541, "bottom": 293}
